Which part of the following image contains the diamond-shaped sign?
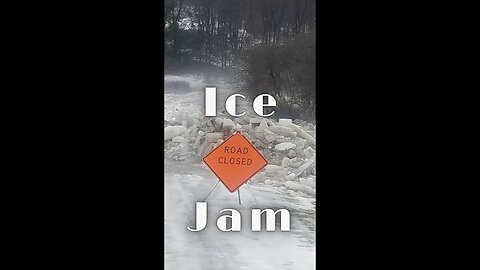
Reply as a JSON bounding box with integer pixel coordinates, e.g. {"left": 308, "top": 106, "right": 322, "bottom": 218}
{"left": 203, "top": 132, "right": 268, "bottom": 192}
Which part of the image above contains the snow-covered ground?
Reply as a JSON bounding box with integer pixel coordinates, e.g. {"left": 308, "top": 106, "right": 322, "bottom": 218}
{"left": 164, "top": 74, "right": 316, "bottom": 270}
{"left": 164, "top": 160, "right": 315, "bottom": 270}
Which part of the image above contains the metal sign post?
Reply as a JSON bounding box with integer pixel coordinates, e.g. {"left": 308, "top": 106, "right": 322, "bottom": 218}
{"left": 237, "top": 189, "right": 242, "bottom": 205}
{"left": 202, "top": 180, "right": 220, "bottom": 201}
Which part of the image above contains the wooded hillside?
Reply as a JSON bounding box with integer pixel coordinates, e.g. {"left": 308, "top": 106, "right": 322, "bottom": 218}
{"left": 165, "top": 0, "right": 316, "bottom": 120}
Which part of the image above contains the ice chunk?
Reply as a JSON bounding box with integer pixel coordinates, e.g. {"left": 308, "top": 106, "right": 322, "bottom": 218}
{"left": 268, "top": 180, "right": 285, "bottom": 187}
{"left": 278, "top": 119, "right": 292, "bottom": 126}
{"left": 172, "top": 136, "right": 186, "bottom": 143}
{"left": 192, "top": 133, "right": 203, "bottom": 149}
{"left": 264, "top": 165, "right": 282, "bottom": 174}
{"left": 265, "top": 118, "right": 275, "bottom": 126}
{"left": 254, "top": 131, "right": 266, "bottom": 140}
{"left": 300, "top": 177, "right": 316, "bottom": 188}
{"left": 287, "top": 150, "right": 297, "bottom": 158}
{"left": 205, "top": 143, "right": 214, "bottom": 157}
{"left": 197, "top": 141, "right": 214, "bottom": 158}
{"left": 241, "top": 124, "right": 253, "bottom": 133}
{"left": 288, "top": 124, "right": 315, "bottom": 147}
{"left": 172, "top": 104, "right": 201, "bottom": 128}
{"left": 196, "top": 141, "right": 207, "bottom": 157}
{"left": 206, "top": 132, "right": 224, "bottom": 143}
{"left": 281, "top": 157, "right": 291, "bottom": 167}
{"left": 240, "top": 115, "right": 251, "bottom": 123}
{"left": 222, "top": 119, "right": 235, "bottom": 128}
{"left": 293, "top": 137, "right": 305, "bottom": 149}
{"left": 250, "top": 172, "right": 267, "bottom": 183}
{"left": 269, "top": 126, "right": 296, "bottom": 137}
{"left": 275, "top": 142, "right": 296, "bottom": 151}
{"left": 234, "top": 118, "right": 248, "bottom": 125}
{"left": 214, "top": 117, "right": 224, "bottom": 126}
{"left": 173, "top": 156, "right": 186, "bottom": 161}
{"left": 266, "top": 134, "right": 277, "bottom": 143}
{"left": 250, "top": 117, "right": 264, "bottom": 124}
{"left": 275, "top": 169, "right": 288, "bottom": 181}
{"left": 165, "top": 141, "right": 192, "bottom": 159}
{"left": 290, "top": 158, "right": 304, "bottom": 168}
{"left": 264, "top": 128, "right": 275, "bottom": 135}
{"left": 165, "top": 126, "right": 187, "bottom": 140}
{"left": 293, "top": 159, "right": 315, "bottom": 176}
{"left": 213, "top": 139, "right": 224, "bottom": 148}
{"left": 304, "top": 147, "right": 315, "bottom": 158}
{"left": 285, "top": 173, "right": 296, "bottom": 181}
{"left": 264, "top": 130, "right": 278, "bottom": 142}
{"left": 183, "top": 123, "right": 198, "bottom": 139}
{"left": 285, "top": 181, "right": 315, "bottom": 195}
{"left": 257, "top": 119, "right": 268, "bottom": 132}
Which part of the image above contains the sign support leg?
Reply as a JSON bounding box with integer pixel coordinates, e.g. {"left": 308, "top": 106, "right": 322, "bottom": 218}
{"left": 237, "top": 189, "right": 242, "bottom": 205}
{"left": 203, "top": 180, "right": 220, "bottom": 201}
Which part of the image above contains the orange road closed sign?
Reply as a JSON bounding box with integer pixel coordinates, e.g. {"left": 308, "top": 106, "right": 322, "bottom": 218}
{"left": 203, "top": 132, "right": 268, "bottom": 192}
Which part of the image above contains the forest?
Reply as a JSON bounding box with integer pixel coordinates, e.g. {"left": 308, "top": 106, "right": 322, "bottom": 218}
{"left": 164, "top": 0, "right": 316, "bottom": 120}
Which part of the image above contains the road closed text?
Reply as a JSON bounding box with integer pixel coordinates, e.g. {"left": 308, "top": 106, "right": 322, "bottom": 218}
{"left": 218, "top": 146, "right": 252, "bottom": 165}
